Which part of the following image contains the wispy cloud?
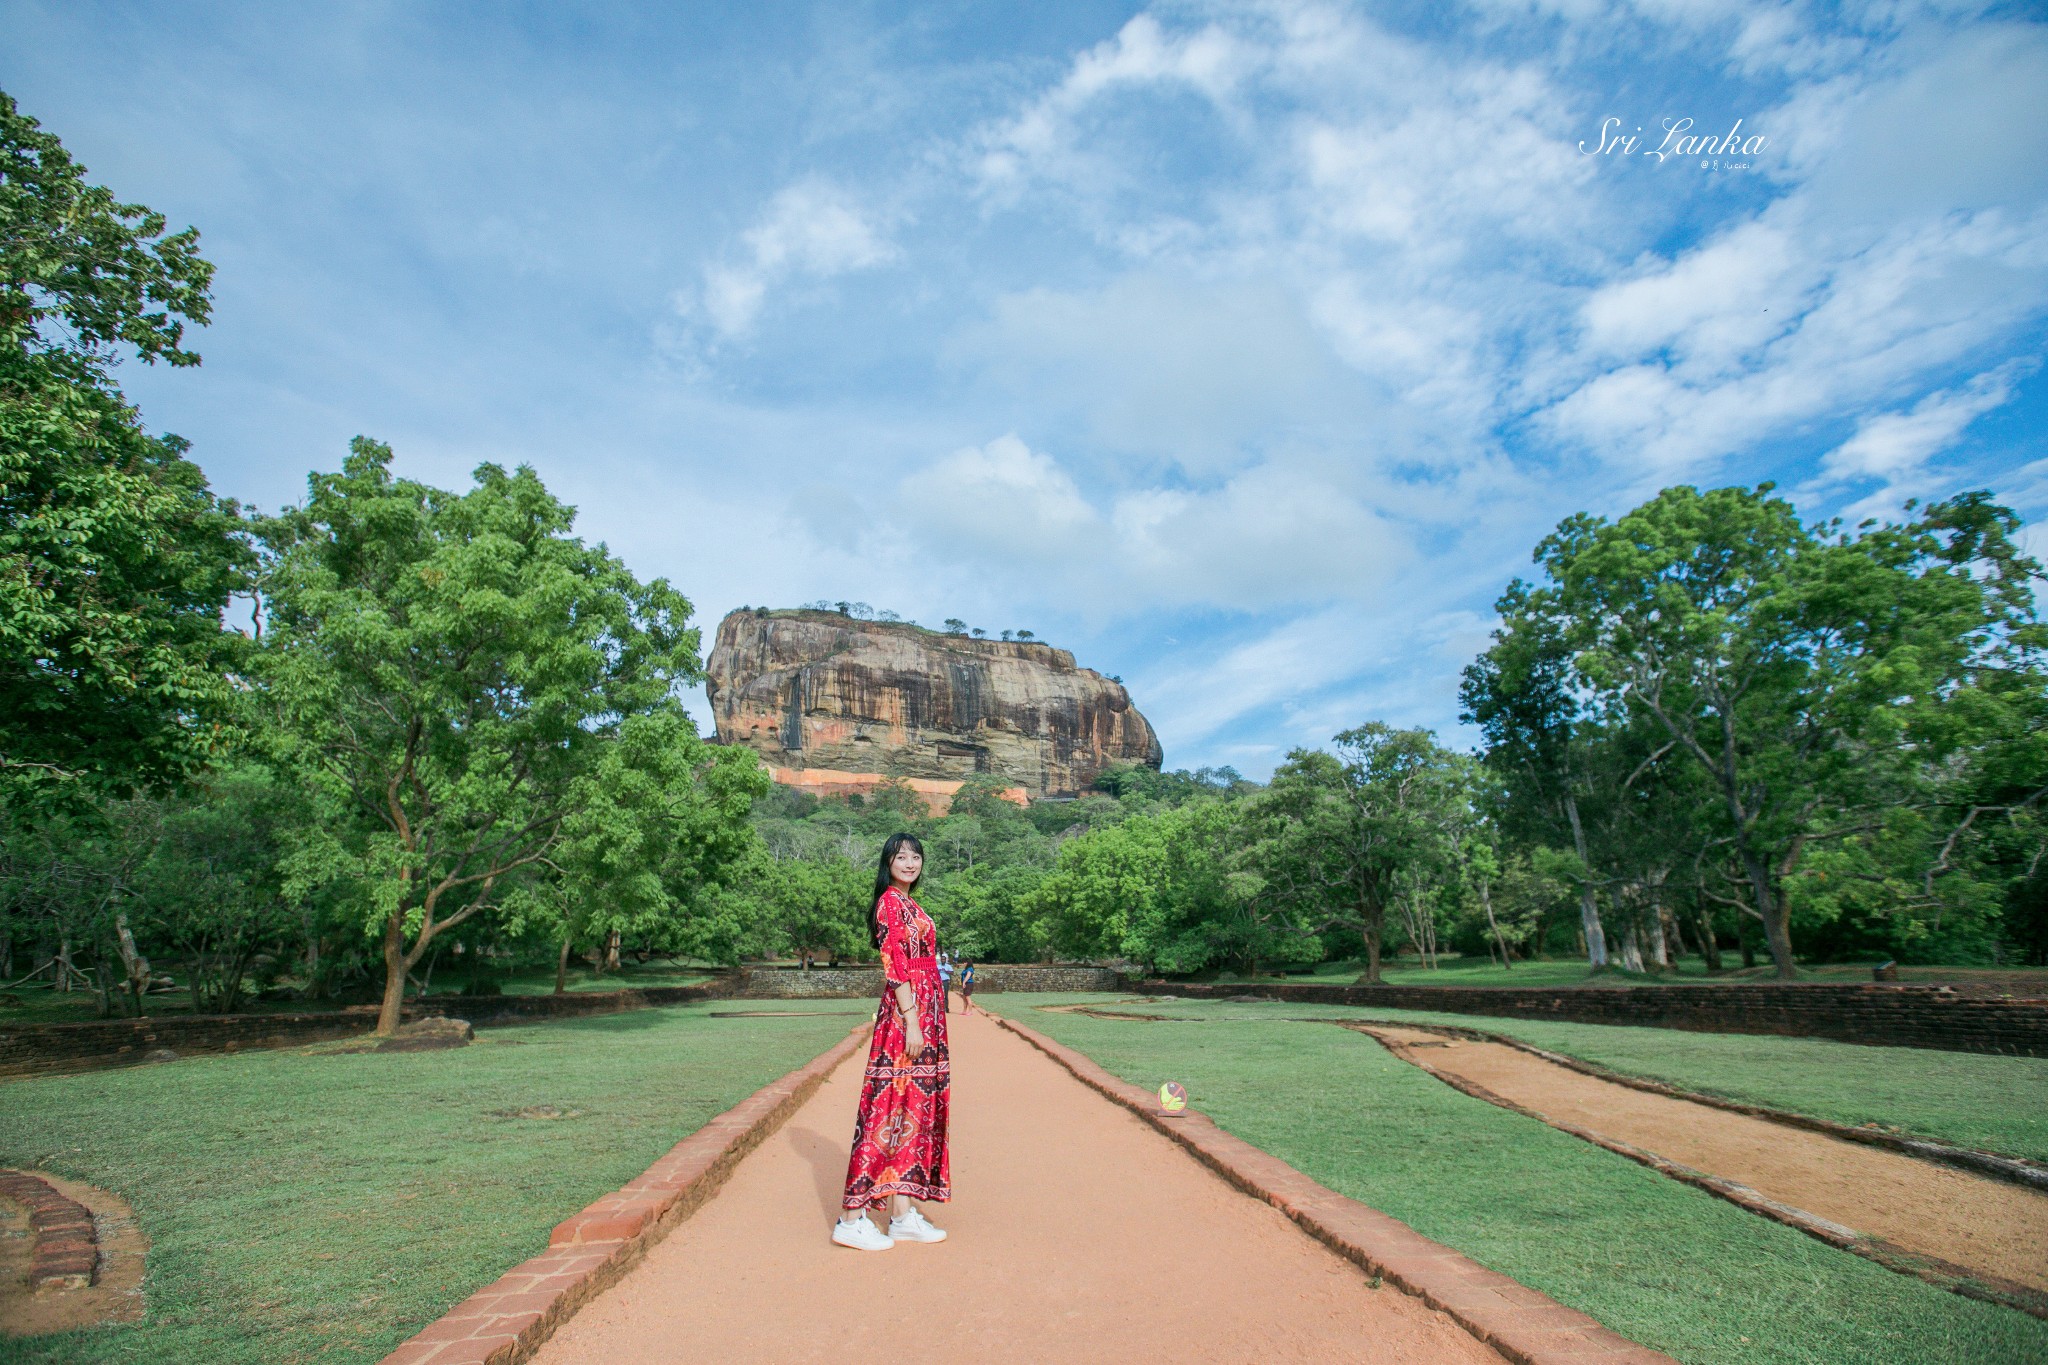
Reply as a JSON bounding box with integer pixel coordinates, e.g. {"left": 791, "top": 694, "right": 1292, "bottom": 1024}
{"left": 689, "top": 180, "right": 897, "bottom": 340}
{"left": 1814, "top": 360, "right": 2035, "bottom": 519}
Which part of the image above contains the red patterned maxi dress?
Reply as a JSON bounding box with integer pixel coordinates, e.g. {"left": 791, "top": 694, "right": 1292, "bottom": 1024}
{"left": 841, "top": 886, "right": 951, "bottom": 1210}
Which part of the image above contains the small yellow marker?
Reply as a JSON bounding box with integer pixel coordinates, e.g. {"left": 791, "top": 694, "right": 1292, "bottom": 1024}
{"left": 1159, "top": 1080, "right": 1188, "bottom": 1113}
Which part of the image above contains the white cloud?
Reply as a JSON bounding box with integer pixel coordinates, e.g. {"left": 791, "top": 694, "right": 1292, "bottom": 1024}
{"left": 1815, "top": 360, "right": 2033, "bottom": 518}
{"left": 1537, "top": 20, "right": 2048, "bottom": 480}
{"left": 958, "top": 274, "right": 1361, "bottom": 474}
{"left": 915, "top": 436, "right": 1099, "bottom": 560}
{"left": 1792, "top": 23, "right": 2048, "bottom": 223}
{"left": 976, "top": 13, "right": 1252, "bottom": 193}
{"left": 904, "top": 434, "right": 1412, "bottom": 614}
{"left": 1542, "top": 201, "right": 2048, "bottom": 477}
{"left": 1577, "top": 219, "right": 1813, "bottom": 371}
{"left": 691, "top": 180, "right": 896, "bottom": 338}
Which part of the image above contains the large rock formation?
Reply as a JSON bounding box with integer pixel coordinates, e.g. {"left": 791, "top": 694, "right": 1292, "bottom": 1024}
{"left": 705, "top": 609, "right": 1162, "bottom": 800}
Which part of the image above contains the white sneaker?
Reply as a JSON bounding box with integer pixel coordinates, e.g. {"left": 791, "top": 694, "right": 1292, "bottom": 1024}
{"left": 888, "top": 1208, "right": 947, "bottom": 1243}
{"left": 832, "top": 1216, "right": 893, "bottom": 1251}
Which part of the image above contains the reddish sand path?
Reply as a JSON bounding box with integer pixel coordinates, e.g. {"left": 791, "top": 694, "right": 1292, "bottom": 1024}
{"left": 530, "top": 1010, "right": 1501, "bottom": 1365}
{"left": 1364, "top": 1025, "right": 2048, "bottom": 1295}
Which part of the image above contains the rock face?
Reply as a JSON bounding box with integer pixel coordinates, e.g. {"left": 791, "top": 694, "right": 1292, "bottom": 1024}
{"left": 705, "top": 610, "right": 1163, "bottom": 799}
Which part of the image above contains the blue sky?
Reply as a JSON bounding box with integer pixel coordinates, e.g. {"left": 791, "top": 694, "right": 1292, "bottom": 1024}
{"left": 5, "top": 1, "right": 2045, "bottom": 777}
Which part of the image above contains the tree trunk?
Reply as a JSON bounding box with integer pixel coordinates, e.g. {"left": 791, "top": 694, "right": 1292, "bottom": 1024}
{"left": 1361, "top": 914, "right": 1383, "bottom": 983}
{"left": 1661, "top": 907, "right": 1688, "bottom": 968}
{"left": 604, "top": 930, "right": 621, "bottom": 973}
{"left": 1616, "top": 917, "right": 1645, "bottom": 973}
{"left": 556, "top": 935, "right": 573, "bottom": 995}
{"left": 376, "top": 910, "right": 408, "bottom": 1035}
{"left": 1761, "top": 903, "right": 1797, "bottom": 980}
{"left": 1480, "top": 880, "right": 1512, "bottom": 970}
{"left": 1739, "top": 851, "right": 1797, "bottom": 979}
{"left": 56, "top": 936, "right": 74, "bottom": 992}
{"left": 1564, "top": 795, "right": 1608, "bottom": 967}
{"left": 1694, "top": 906, "right": 1723, "bottom": 972}
{"left": 114, "top": 913, "right": 152, "bottom": 1017}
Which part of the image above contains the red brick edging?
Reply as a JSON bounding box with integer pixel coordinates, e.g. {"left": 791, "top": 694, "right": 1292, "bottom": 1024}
{"left": 991, "top": 1015, "right": 1676, "bottom": 1365}
{"left": 379, "top": 1024, "right": 872, "bottom": 1365}
{"left": 0, "top": 1168, "right": 99, "bottom": 1290}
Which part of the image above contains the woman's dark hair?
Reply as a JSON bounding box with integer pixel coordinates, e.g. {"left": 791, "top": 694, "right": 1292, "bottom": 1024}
{"left": 869, "top": 833, "right": 925, "bottom": 948}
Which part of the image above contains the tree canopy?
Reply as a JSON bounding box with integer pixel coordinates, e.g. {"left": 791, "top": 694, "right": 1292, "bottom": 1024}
{"left": 0, "top": 90, "right": 246, "bottom": 820}
{"left": 255, "top": 438, "right": 723, "bottom": 1031}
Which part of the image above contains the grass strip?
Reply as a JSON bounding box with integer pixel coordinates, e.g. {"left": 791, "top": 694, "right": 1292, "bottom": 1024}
{"left": 986, "top": 993, "right": 2048, "bottom": 1365}
{"left": 1095, "top": 993, "right": 2048, "bottom": 1163}
{"left": 0, "top": 1000, "right": 859, "bottom": 1365}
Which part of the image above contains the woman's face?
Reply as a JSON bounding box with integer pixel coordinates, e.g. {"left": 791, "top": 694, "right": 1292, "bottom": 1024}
{"left": 890, "top": 844, "right": 923, "bottom": 885}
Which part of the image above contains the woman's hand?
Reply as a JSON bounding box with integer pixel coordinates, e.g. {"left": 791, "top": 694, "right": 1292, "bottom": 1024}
{"left": 904, "top": 1023, "right": 925, "bottom": 1057}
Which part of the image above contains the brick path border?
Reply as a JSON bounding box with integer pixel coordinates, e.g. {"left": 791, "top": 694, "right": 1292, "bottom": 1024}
{"left": 0, "top": 1168, "right": 99, "bottom": 1290}
{"left": 378, "top": 1023, "right": 871, "bottom": 1365}
{"left": 990, "top": 1014, "right": 1677, "bottom": 1365}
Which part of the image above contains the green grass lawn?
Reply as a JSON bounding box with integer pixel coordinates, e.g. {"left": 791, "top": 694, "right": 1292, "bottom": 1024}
{"left": 0, "top": 1001, "right": 860, "bottom": 1365}
{"left": 983, "top": 993, "right": 2048, "bottom": 1365}
{"left": 1082, "top": 993, "right": 2048, "bottom": 1162}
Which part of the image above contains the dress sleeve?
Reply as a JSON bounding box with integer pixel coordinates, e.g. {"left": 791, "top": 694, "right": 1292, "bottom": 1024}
{"left": 878, "top": 891, "right": 914, "bottom": 986}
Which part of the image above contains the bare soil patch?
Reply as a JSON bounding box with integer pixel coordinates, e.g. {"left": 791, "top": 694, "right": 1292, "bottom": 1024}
{"left": 1363, "top": 1024, "right": 2048, "bottom": 1300}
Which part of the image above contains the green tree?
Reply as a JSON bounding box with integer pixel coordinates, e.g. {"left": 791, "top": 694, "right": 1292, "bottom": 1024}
{"left": 1252, "top": 725, "right": 1469, "bottom": 983}
{"left": 753, "top": 854, "right": 869, "bottom": 966}
{"left": 932, "top": 862, "right": 1046, "bottom": 962}
{"left": 1461, "top": 580, "right": 1612, "bottom": 966}
{"left": 526, "top": 716, "right": 769, "bottom": 989}
{"left": 1028, "top": 815, "right": 1166, "bottom": 964}
{"left": 1537, "top": 485, "right": 2040, "bottom": 977}
{"left": 136, "top": 764, "right": 307, "bottom": 1012}
{"left": 257, "top": 440, "right": 707, "bottom": 1033}
{"left": 0, "top": 800, "right": 162, "bottom": 1012}
{"left": 0, "top": 92, "right": 247, "bottom": 816}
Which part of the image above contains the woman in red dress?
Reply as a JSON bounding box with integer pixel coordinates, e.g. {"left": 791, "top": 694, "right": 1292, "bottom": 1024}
{"left": 833, "top": 833, "right": 950, "bottom": 1250}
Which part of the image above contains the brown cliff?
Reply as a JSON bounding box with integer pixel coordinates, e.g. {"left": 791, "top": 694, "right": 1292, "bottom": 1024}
{"left": 705, "top": 610, "right": 1163, "bottom": 800}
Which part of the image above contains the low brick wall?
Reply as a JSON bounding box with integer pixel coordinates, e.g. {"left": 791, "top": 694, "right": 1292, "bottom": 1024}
{"left": 0, "top": 982, "right": 732, "bottom": 1080}
{"left": 1136, "top": 980, "right": 2048, "bottom": 1057}
{"left": 975, "top": 965, "right": 1125, "bottom": 993}
{"left": 736, "top": 965, "right": 1122, "bottom": 998}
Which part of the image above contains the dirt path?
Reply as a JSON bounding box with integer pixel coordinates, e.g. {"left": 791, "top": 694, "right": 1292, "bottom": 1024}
{"left": 530, "top": 1010, "right": 1502, "bottom": 1365}
{"left": 1363, "top": 1025, "right": 2048, "bottom": 1295}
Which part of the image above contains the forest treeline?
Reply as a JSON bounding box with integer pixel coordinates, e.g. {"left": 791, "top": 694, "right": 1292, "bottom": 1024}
{"left": 5, "top": 94, "right": 2045, "bottom": 1033}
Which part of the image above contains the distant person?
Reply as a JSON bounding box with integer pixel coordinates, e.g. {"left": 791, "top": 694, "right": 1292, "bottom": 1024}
{"left": 958, "top": 960, "right": 976, "bottom": 1013}
{"left": 938, "top": 949, "right": 954, "bottom": 1007}
{"left": 833, "top": 833, "right": 951, "bottom": 1251}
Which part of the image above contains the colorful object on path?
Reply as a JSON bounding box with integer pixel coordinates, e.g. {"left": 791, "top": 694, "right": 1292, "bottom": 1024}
{"left": 1159, "top": 1080, "right": 1188, "bottom": 1113}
